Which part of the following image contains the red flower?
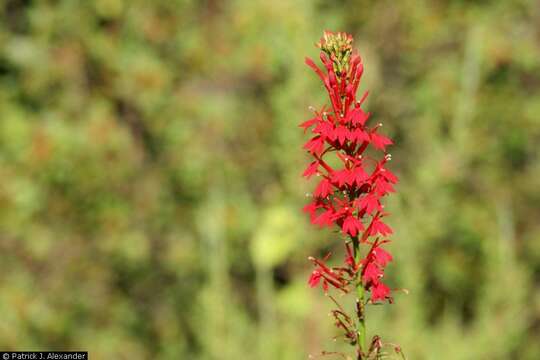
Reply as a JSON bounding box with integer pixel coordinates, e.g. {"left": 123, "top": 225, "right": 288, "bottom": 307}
{"left": 362, "top": 262, "right": 382, "bottom": 284}
{"left": 299, "top": 116, "right": 319, "bottom": 132}
{"left": 314, "top": 121, "right": 335, "bottom": 140}
{"left": 308, "top": 270, "right": 322, "bottom": 287}
{"left": 371, "top": 282, "right": 390, "bottom": 302}
{"left": 373, "top": 246, "right": 393, "bottom": 267}
{"left": 312, "top": 208, "right": 334, "bottom": 227}
{"left": 314, "top": 178, "right": 333, "bottom": 198}
{"left": 370, "top": 217, "right": 393, "bottom": 237}
{"left": 332, "top": 169, "right": 354, "bottom": 187}
{"left": 370, "top": 131, "right": 393, "bottom": 151}
{"left": 304, "top": 136, "right": 325, "bottom": 155}
{"left": 303, "top": 161, "right": 320, "bottom": 179}
{"left": 342, "top": 215, "right": 364, "bottom": 237}
{"left": 356, "top": 193, "right": 381, "bottom": 214}
{"left": 303, "top": 202, "right": 320, "bottom": 221}
{"left": 374, "top": 176, "right": 395, "bottom": 195}
{"left": 347, "top": 107, "right": 370, "bottom": 126}
{"left": 352, "top": 166, "right": 369, "bottom": 185}
{"left": 335, "top": 125, "right": 350, "bottom": 145}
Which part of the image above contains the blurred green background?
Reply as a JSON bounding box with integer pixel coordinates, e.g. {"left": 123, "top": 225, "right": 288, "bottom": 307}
{"left": 1, "top": 0, "right": 539, "bottom": 359}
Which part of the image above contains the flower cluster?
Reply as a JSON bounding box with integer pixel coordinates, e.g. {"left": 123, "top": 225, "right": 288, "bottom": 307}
{"left": 301, "top": 31, "right": 402, "bottom": 358}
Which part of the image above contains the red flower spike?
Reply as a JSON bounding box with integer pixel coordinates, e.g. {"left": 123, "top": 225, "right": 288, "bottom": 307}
{"left": 301, "top": 31, "right": 403, "bottom": 356}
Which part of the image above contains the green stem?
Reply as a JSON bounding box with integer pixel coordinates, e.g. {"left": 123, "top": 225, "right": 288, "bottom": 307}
{"left": 357, "top": 285, "right": 366, "bottom": 354}
{"left": 352, "top": 236, "right": 367, "bottom": 358}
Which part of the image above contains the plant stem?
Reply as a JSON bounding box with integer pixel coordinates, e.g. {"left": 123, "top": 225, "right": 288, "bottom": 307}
{"left": 357, "top": 285, "right": 366, "bottom": 357}
{"left": 352, "top": 236, "right": 366, "bottom": 358}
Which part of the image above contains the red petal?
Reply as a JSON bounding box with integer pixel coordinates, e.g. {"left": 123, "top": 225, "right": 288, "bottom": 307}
{"left": 335, "top": 126, "right": 349, "bottom": 146}
{"left": 371, "top": 132, "right": 393, "bottom": 151}
{"left": 353, "top": 129, "right": 370, "bottom": 143}
{"left": 346, "top": 107, "right": 369, "bottom": 126}
{"left": 362, "top": 262, "right": 382, "bottom": 284}
{"left": 373, "top": 247, "right": 393, "bottom": 267}
{"left": 303, "top": 136, "right": 325, "bottom": 155}
{"left": 302, "top": 161, "right": 319, "bottom": 179}
{"left": 305, "top": 57, "right": 326, "bottom": 83}
{"left": 308, "top": 270, "right": 322, "bottom": 287}
{"left": 370, "top": 218, "right": 393, "bottom": 236}
{"left": 314, "top": 178, "right": 332, "bottom": 198}
{"left": 342, "top": 216, "right": 364, "bottom": 237}
{"left": 299, "top": 117, "right": 319, "bottom": 132}
{"left": 313, "top": 208, "right": 335, "bottom": 227}
{"left": 371, "top": 281, "right": 390, "bottom": 302}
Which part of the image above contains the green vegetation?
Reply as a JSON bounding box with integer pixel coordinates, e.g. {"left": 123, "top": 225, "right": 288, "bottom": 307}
{"left": 0, "top": 1, "right": 539, "bottom": 359}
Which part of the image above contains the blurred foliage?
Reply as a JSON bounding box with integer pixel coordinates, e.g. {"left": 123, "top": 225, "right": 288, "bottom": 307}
{"left": 0, "top": 0, "right": 539, "bottom": 359}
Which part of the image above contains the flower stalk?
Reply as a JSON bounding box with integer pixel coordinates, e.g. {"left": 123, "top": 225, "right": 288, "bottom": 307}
{"left": 301, "top": 31, "right": 404, "bottom": 359}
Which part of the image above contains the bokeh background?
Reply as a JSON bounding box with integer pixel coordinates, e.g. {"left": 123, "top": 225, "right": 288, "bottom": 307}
{"left": 1, "top": 0, "right": 539, "bottom": 359}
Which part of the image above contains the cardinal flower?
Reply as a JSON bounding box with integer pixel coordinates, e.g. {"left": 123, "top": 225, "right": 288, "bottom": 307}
{"left": 301, "top": 31, "right": 404, "bottom": 358}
